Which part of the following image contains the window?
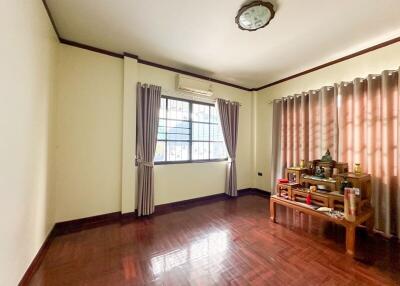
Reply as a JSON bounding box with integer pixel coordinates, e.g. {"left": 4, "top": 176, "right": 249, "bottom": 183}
{"left": 154, "top": 96, "right": 227, "bottom": 163}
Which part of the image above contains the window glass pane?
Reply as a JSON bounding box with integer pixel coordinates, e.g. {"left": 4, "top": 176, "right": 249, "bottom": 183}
{"left": 166, "top": 119, "right": 190, "bottom": 141}
{"left": 159, "top": 118, "right": 166, "bottom": 127}
{"left": 210, "top": 142, "right": 227, "bottom": 159}
{"left": 166, "top": 127, "right": 190, "bottom": 134}
{"left": 167, "top": 133, "right": 189, "bottom": 141}
{"left": 167, "top": 141, "right": 189, "bottom": 161}
{"left": 157, "top": 133, "right": 166, "bottom": 140}
{"left": 160, "top": 98, "right": 167, "bottom": 118}
{"left": 192, "top": 122, "right": 209, "bottom": 141}
{"left": 155, "top": 97, "right": 228, "bottom": 164}
{"left": 154, "top": 141, "right": 166, "bottom": 162}
{"left": 210, "top": 106, "right": 219, "bottom": 123}
{"left": 167, "top": 99, "right": 189, "bottom": 120}
{"left": 210, "top": 124, "right": 224, "bottom": 141}
{"left": 192, "top": 142, "right": 210, "bottom": 160}
{"left": 192, "top": 103, "right": 210, "bottom": 122}
{"left": 167, "top": 119, "right": 190, "bottom": 129}
{"left": 157, "top": 119, "right": 166, "bottom": 140}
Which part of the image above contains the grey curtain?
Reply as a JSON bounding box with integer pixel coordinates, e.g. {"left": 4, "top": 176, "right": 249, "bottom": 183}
{"left": 136, "top": 83, "right": 161, "bottom": 216}
{"left": 217, "top": 98, "right": 240, "bottom": 197}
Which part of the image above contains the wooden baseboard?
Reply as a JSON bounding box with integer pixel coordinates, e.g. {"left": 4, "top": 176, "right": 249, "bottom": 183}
{"left": 19, "top": 229, "right": 56, "bottom": 286}
{"left": 53, "top": 212, "right": 121, "bottom": 235}
{"left": 254, "top": 188, "right": 271, "bottom": 197}
{"left": 155, "top": 189, "right": 270, "bottom": 214}
{"left": 120, "top": 211, "right": 136, "bottom": 223}
{"left": 18, "top": 188, "right": 269, "bottom": 285}
{"left": 122, "top": 189, "right": 271, "bottom": 219}
{"left": 155, "top": 193, "right": 228, "bottom": 214}
{"left": 239, "top": 188, "right": 271, "bottom": 197}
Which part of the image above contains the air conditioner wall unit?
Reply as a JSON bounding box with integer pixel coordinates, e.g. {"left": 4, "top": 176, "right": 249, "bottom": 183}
{"left": 176, "top": 75, "right": 214, "bottom": 97}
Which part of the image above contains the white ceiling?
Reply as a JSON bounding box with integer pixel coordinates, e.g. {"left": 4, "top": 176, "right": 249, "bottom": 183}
{"left": 46, "top": 0, "right": 400, "bottom": 89}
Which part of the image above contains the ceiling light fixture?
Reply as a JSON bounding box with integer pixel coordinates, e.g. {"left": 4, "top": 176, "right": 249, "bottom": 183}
{"left": 235, "top": 1, "right": 275, "bottom": 31}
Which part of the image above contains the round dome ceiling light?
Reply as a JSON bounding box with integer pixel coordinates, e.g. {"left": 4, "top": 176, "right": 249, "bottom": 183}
{"left": 235, "top": 1, "right": 275, "bottom": 31}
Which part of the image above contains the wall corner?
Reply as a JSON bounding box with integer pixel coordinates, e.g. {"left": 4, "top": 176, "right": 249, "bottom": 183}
{"left": 121, "top": 56, "right": 139, "bottom": 214}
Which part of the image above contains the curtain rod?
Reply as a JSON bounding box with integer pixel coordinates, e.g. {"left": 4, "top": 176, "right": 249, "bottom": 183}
{"left": 161, "top": 88, "right": 242, "bottom": 106}
{"left": 266, "top": 70, "right": 398, "bottom": 104}
{"left": 212, "top": 98, "right": 242, "bottom": 106}
{"left": 267, "top": 86, "right": 335, "bottom": 104}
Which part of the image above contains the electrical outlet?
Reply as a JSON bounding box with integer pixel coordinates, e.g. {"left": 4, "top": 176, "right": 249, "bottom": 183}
{"left": 257, "top": 172, "right": 263, "bottom": 176}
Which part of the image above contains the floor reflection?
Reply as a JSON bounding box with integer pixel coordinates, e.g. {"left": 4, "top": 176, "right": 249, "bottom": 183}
{"left": 28, "top": 196, "right": 400, "bottom": 285}
{"left": 151, "top": 230, "right": 228, "bottom": 276}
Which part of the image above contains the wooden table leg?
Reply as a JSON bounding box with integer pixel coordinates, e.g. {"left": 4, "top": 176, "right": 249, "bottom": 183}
{"left": 365, "top": 214, "right": 374, "bottom": 235}
{"left": 345, "top": 225, "right": 355, "bottom": 256}
{"left": 270, "top": 199, "right": 276, "bottom": 223}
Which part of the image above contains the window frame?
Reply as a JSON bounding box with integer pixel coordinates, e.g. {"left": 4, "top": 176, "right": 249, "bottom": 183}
{"left": 155, "top": 95, "right": 228, "bottom": 165}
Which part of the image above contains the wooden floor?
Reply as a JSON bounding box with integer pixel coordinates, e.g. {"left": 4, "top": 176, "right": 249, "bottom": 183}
{"left": 29, "top": 195, "right": 400, "bottom": 285}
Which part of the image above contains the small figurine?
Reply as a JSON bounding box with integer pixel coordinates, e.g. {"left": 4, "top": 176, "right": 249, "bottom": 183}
{"left": 340, "top": 178, "right": 353, "bottom": 194}
{"left": 321, "top": 149, "right": 333, "bottom": 162}
{"left": 315, "top": 166, "right": 325, "bottom": 178}
{"left": 306, "top": 191, "right": 312, "bottom": 205}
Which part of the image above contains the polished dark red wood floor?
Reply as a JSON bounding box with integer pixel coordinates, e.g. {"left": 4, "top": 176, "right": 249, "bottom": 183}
{"left": 29, "top": 195, "right": 400, "bottom": 285}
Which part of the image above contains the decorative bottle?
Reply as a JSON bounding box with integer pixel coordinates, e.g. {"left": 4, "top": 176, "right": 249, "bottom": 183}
{"left": 306, "top": 191, "right": 312, "bottom": 205}
{"left": 354, "top": 163, "right": 362, "bottom": 175}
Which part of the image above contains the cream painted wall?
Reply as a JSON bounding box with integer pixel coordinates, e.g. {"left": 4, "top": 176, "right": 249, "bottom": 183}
{"left": 54, "top": 45, "right": 123, "bottom": 222}
{"left": 255, "top": 42, "right": 400, "bottom": 192}
{"left": 53, "top": 46, "right": 254, "bottom": 218}
{"left": 0, "top": 1, "right": 58, "bottom": 285}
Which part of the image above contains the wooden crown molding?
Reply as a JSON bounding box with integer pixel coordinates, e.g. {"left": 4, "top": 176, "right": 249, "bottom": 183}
{"left": 59, "top": 38, "right": 124, "bottom": 59}
{"left": 43, "top": 1, "right": 400, "bottom": 92}
{"left": 58, "top": 38, "right": 252, "bottom": 91}
{"left": 136, "top": 58, "right": 250, "bottom": 91}
{"left": 42, "top": 0, "right": 60, "bottom": 39}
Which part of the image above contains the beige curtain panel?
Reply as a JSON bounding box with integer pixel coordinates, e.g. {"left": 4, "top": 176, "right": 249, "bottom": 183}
{"left": 338, "top": 70, "right": 400, "bottom": 237}
{"left": 217, "top": 98, "right": 240, "bottom": 197}
{"left": 271, "top": 68, "right": 400, "bottom": 238}
{"left": 136, "top": 83, "right": 161, "bottom": 216}
{"left": 271, "top": 87, "right": 338, "bottom": 191}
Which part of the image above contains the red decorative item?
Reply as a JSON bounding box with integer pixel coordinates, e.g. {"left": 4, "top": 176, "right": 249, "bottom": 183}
{"left": 306, "top": 192, "right": 312, "bottom": 205}
{"left": 278, "top": 179, "right": 289, "bottom": 183}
